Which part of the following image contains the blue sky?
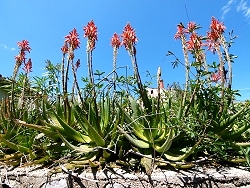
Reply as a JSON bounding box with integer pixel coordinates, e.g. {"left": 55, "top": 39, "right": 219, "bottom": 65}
{"left": 1, "top": 0, "right": 250, "bottom": 100}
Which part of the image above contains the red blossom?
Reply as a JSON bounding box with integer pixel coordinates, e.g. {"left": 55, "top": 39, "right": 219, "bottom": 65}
{"left": 111, "top": 33, "right": 121, "bottom": 49}
{"left": 61, "top": 42, "right": 69, "bottom": 55}
{"left": 187, "top": 22, "right": 198, "bottom": 33}
{"left": 64, "top": 28, "right": 81, "bottom": 50}
{"left": 23, "top": 58, "right": 32, "bottom": 74}
{"left": 15, "top": 40, "right": 31, "bottom": 63}
{"left": 121, "top": 23, "right": 138, "bottom": 51}
{"left": 83, "top": 20, "right": 98, "bottom": 51}
{"left": 15, "top": 55, "right": 22, "bottom": 63}
{"left": 83, "top": 20, "right": 98, "bottom": 40}
{"left": 187, "top": 33, "right": 203, "bottom": 51}
{"left": 174, "top": 23, "right": 188, "bottom": 39}
{"left": 205, "top": 33, "right": 220, "bottom": 54}
{"left": 17, "top": 40, "right": 32, "bottom": 53}
{"left": 211, "top": 71, "right": 221, "bottom": 83}
{"left": 210, "top": 17, "right": 226, "bottom": 39}
{"left": 205, "top": 17, "right": 226, "bottom": 53}
{"left": 15, "top": 51, "right": 26, "bottom": 63}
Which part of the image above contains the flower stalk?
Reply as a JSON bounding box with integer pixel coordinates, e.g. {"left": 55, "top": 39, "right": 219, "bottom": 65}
{"left": 18, "top": 58, "right": 33, "bottom": 111}
{"left": 84, "top": 20, "right": 98, "bottom": 87}
{"left": 121, "top": 23, "right": 151, "bottom": 113}
{"left": 206, "top": 17, "right": 227, "bottom": 113}
{"left": 72, "top": 59, "right": 86, "bottom": 112}
{"left": 111, "top": 33, "right": 121, "bottom": 92}
{"left": 84, "top": 20, "right": 102, "bottom": 135}
{"left": 61, "top": 42, "right": 68, "bottom": 98}
{"left": 174, "top": 23, "right": 190, "bottom": 107}
{"left": 220, "top": 35, "right": 232, "bottom": 89}
{"left": 12, "top": 40, "right": 31, "bottom": 116}
{"left": 62, "top": 28, "right": 81, "bottom": 118}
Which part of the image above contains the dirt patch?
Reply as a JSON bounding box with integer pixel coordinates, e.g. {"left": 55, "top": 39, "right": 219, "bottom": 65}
{"left": 1, "top": 165, "right": 250, "bottom": 188}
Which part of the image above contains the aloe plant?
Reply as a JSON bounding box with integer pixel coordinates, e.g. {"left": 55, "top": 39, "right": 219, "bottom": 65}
{"left": 1, "top": 17, "right": 250, "bottom": 170}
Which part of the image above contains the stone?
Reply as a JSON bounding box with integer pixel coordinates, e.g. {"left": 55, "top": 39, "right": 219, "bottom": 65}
{"left": 1, "top": 165, "right": 250, "bottom": 188}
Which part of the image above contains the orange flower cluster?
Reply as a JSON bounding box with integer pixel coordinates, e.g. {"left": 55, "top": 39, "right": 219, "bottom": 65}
{"left": 15, "top": 40, "right": 31, "bottom": 63}
{"left": 174, "top": 23, "right": 188, "bottom": 40}
{"left": 174, "top": 22, "right": 203, "bottom": 52}
{"left": 187, "top": 33, "right": 203, "bottom": 51}
{"left": 64, "top": 28, "right": 81, "bottom": 50}
{"left": 187, "top": 22, "right": 198, "bottom": 33}
{"left": 111, "top": 33, "right": 121, "bottom": 49}
{"left": 61, "top": 42, "right": 69, "bottom": 55}
{"left": 23, "top": 58, "right": 32, "bottom": 73}
{"left": 174, "top": 17, "right": 226, "bottom": 54}
{"left": 17, "top": 40, "right": 31, "bottom": 53}
{"left": 206, "top": 17, "right": 226, "bottom": 53}
{"left": 121, "top": 23, "right": 138, "bottom": 53}
{"left": 209, "top": 17, "right": 226, "bottom": 41}
{"left": 211, "top": 71, "right": 221, "bottom": 83}
{"left": 84, "top": 20, "right": 98, "bottom": 51}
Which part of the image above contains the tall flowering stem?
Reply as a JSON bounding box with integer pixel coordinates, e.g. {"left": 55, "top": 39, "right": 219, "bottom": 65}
{"left": 206, "top": 17, "right": 227, "bottom": 112}
{"left": 207, "top": 17, "right": 227, "bottom": 87}
{"left": 174, "top": 23, "right": 190, "bottom": 107}
{"left": 61, "top": 42, "right": 68, "bottom": 97}
{"left": 111, "top": 33, "right": 121, "bottom": 91}
{"left": 19, "top": 58, "right": 33, "bottom": 110}
{"left": 62, "top": 28, "right": 83, "bottom": 118}
{"left": 121, "top": 23, "right": 151, "bottom": 113}
{"left": 83, "top": 20, "right": 101, "bottom": 135}
{"left": 71, "top": 59, "right": 82, "bottom": 103}
{"left": 186, "top": 27, "right": 207, "bottom": 77}
{"left": 84, "top": 20, "right": 98, "bottom": 87}
{"left": 13, "top": 40, "right": 31, "bottom": 80}
{"left": 184, "top": 23, "right": 207, "bottom": 116}
{"left": 12, "top": 40, "right": 32, "bottom": 116}
{"left": 121, "top": 23, "right": 139, "bottom": 81}
{"left": 220, "top": 35, "right": 232, "bottom": 89}
{"left": 64, "top": 28, "right": 81, "bottom": 96}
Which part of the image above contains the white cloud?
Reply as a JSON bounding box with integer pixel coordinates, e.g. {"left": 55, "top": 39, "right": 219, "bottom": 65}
{"left": 221, "top": 0, "right": 236, "bottom": 19}
{"left": 237, "top": 0, "right": 250, "bottom": 19}
{"left": 0, "top": 44, "right": 16, "bottom": 51}
{"left": 221, "top": 0, "right": 250, "bottom": 22}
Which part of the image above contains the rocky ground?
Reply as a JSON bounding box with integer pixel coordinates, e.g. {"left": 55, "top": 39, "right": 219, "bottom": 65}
{"left": 1, "top": 164, "right": 250, "bottom": 188}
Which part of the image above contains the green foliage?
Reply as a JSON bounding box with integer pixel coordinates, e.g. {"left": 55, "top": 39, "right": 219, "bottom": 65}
{"left": 1, "top": 18, "right": 250, "bottom": 170}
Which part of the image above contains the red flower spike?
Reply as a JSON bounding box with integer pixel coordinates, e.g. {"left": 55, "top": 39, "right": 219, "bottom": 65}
{"left": 205, "top": 17, "right": 226, "bottom": 53}
{"left": 23, "top": 58, "right": 32, "bottom": 74}
{"left": 210, "top": 17, "right": 226, "bottom": 38}
{"left": 174, "top": 23, "right": 188, "bottom": 40}
{"left": 83, "top": 20, "right": 98, "bottom": 41}
{"left": 15, "top": 54, "right": 23, "bottom": 63}
{"left": 111, "top": 33, "right": 121, "bottom": 48}
{"left": 83, "top": 20, "right": 98, "bottom": 51}
{"left": 17, "top": 40, "right": 32, "bottom": 53}
{"left": 209, "top": 17, "right": 226, "bottom": 41}
{"left": 61, "top": 42, "right": 69, "bottom": 55}
{"left": 64, "top": 28, "right": 81, "bottom": 50}
{"left": 187, "top": 22, "right": 198, "bottom": 33}
{"left": 187, "top": 33, "right": 203, "bottom": 51}
{"left": 205, "top": 33, "right": 220, "bottom": 54}
{"left": 121, "top": 23, "right": 138, "bottom": 51}
{"left": 15, "top": 51, "right": 26, "bottom": 63}
{"left": 211, "top": 71, "right": 221, "bottom": 83}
